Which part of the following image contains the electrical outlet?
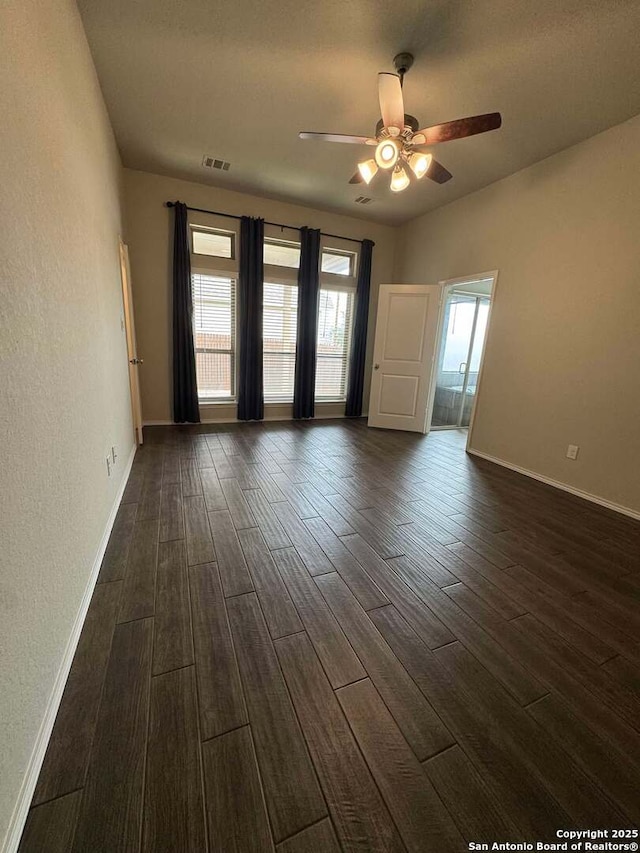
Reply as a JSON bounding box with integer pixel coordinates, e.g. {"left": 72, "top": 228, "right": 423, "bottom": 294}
{"left": 106, "top": 456, "right": 112, "bottom": 477}
{"left": 566, "top": 444, "right": 579, "bottom": 460}
{"left": 111, "top": 445, "right": 117, "bottom": 464}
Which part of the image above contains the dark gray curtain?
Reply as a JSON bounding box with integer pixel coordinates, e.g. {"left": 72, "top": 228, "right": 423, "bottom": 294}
{"left": 345, "top": 238, "right": 374, "bottom": 417}
{"left": 237, "top": 216, "right": 264, "bottom": 420}
{"left": 293, "top": 227, "right": 321, "bottom": 419}
{"left": 172, "top": 201, "right": 200, "bottom": 423}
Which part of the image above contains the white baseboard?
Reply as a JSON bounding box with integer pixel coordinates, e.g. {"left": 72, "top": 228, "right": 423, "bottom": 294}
{"left": 467, "top": 447, "right": 640, "bottom": 521}
{"left": 2, "top": 443, "right": 137, "bottom": 853}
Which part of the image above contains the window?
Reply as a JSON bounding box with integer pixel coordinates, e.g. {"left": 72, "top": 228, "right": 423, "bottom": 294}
{"left": 263, "top": 282, "right": 298, "bottom": 401}
{"left": 321, "top": 249, "right": 355, "bottom": 277}
{"left": 192, "top": 228, "right": 234, "bottom": 259}
{"left": 264, "top": 239, "right": 300, "bottom": 269}
{"left": 315, "top": 289, "right": 354, "bottom": 401}
{"left": 188, "top": 220, "right": 360, "bottom": 407}
{"left": 192, "top": 273, "right": 236, "bottom": 400}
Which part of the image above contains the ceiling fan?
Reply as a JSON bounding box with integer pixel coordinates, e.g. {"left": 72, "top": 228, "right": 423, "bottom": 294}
{"left": 299, "top": 53, "right": 502, "bottom": 193}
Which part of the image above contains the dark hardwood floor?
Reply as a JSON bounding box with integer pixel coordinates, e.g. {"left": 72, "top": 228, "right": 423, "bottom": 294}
{"left": 20, "top": 420, "right": 640, "bottom": 852}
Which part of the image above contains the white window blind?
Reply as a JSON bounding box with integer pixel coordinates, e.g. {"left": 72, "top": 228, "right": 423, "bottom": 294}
{"left": 192, "top": 273, "right": 236, "bottom": 400}
{"left": 315, "top": 289, "right": 354, "bottom": 401}
{"left": 263, "top": 282, "right": 298, "bottom": 401}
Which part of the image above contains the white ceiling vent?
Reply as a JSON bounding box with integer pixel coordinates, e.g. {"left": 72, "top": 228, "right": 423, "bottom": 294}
{"left": 354, "top": 196, "right": 373, "bottom": 205}
{"left": 202, "top": 155, "right": 231, "bottom": 171}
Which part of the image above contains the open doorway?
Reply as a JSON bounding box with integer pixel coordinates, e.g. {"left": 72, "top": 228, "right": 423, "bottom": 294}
{"left": 428, "top": 273, "right": 496, "bottom": 433}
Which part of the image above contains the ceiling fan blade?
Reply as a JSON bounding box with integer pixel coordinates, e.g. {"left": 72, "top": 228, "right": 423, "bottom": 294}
{"left": 349, "top": 171, "right": 364, "bottom": 184}
{"left": 426, "top": 159, "right": 453, "bottom": 184}
{"left": 378, "top": 73, "right": 405, "bottom": 133}
{"left": 413, "top": 113, "right": 502, "bottom": 146}
{"left": 299, "top": 132, "right": 376, "bottom": 145}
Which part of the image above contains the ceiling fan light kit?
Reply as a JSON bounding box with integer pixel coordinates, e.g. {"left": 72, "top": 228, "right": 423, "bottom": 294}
{"left": 299, "top": 51, "right": 502, "bottom": 197}
{"left": 375, "top": 139, "right": 400, "bottom": 169}
{"left": 407, "top": 150, "right": 432, "bottom": 179}
{"left": 390, "top": 164, "right": 411, "bottom": 193}
{"left": 358, "top": 159, "right": 379, "bottom": 184}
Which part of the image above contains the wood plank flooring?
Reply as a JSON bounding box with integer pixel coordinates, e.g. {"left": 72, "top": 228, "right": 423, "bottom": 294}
{"left": 20, "top": 420, "right": 640, "bottom": 852}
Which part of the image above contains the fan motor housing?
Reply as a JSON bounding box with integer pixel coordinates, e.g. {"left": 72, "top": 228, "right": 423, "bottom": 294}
{"left": 375, "top": 114, "right": 419, "bottom": 137}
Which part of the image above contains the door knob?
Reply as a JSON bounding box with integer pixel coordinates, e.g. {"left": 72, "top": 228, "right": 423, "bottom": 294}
{"left": 129, "top": 357, "right": 144, "bottom": 365}
{"left": 374, "top": 363, "right": 380, "bottom": 370}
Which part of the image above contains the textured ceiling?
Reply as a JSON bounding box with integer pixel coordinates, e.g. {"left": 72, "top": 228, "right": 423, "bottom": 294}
{"left": 78, "top": 0, "right": 640, "bottom": 225}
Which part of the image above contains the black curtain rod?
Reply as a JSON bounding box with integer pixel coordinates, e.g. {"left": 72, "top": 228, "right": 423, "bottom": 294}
{"left": 165, "top": 201, "right": 368, "bottom": 246}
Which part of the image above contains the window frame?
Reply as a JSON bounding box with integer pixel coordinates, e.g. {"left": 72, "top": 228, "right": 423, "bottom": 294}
{"left": 191, "top": 270, "right": 238, "bottom": 403}
{"left": 262, "top": 277, "right": 299, "bottom": 403}
{"left": 188, "top": 212, "right": 239, "bottom": 277}
{"left": 263, "top": 236, "right": 301, "bottom": 270}
{"left": 263, "top": 226, "right": 301, "bottom": 283}
{"left": 189, "top": 212, "right": 240, "bottom": 403}
{"left": 315, "top": 287, "right": 355, "bottom": 403}
{"left": 261, "top": 229, "right": 300, "bottom": 403}
{"left": 190, "top": 224, "right": 236, "bottom": 261}
{"left": 186, "top": 215, "right": 362, "bottom": 407}
{"left": 321, "top": 246, "right": 356, "bottom": 277}
{"left": 315, "top": 235, "right": 358, "bottom": 402}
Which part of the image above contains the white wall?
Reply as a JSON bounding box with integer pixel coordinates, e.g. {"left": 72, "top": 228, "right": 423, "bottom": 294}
{"left": 0, "top": 0, "right": 134, "bottom": 848}
{"left": 397, "top": 115, "right": 640, "bottom": 514}
{"left": 123, "top": 168, "right": 397, "bottom": 423}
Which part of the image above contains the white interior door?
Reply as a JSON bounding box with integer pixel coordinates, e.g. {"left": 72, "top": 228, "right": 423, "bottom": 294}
{"left": 368, "top": 284, "right": 442, "bottom": 433}
{"left": 119, "top": 240, "right": 144, "bottom": 445}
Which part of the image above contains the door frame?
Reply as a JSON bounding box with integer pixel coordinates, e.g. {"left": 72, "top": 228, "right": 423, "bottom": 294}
{"left": 425, "top": 270, "right": 499, "bottom": 449}
{"left": 119, "top": 238, "right": 144, "bottom": 445}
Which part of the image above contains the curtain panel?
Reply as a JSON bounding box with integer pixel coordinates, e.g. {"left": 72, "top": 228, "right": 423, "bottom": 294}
{"left": 237, "top": 216, "right": 265, "bottom": 420}
{"left": 345, "top": 238, "right": 374, "bottom": 417}
{"left": 172, "top": 201, "right": 200, "bottom": 423}
{"left": 293, "top": 227, "right": 321, "bottom": 419}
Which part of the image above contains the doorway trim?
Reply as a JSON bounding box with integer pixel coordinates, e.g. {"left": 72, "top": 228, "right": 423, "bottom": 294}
{"left": 119, "top": 238, "right": 144, "bottom": 445}
{"left": 426, "top": 270, "right": 499, "bottom": 450}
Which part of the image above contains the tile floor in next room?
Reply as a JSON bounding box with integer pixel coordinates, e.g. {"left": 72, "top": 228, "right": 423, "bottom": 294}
{"left": 19, "top": 419, "right": 640, "bottom": 852}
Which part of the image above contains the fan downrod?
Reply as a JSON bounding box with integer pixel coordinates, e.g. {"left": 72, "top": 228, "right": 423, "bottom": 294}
{"left": 393, "top": 52, "right": 414, "bottom": 84}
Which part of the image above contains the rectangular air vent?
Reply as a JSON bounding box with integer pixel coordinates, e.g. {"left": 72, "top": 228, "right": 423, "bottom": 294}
{"left": 354, "top": 196, "right": 372, "bottom": 205}
{"left": 202, "top": 155, "right": 231, "bottom": 171}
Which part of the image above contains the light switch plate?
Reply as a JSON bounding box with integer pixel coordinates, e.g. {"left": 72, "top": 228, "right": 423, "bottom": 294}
{"left": 566, "top": 444, "right": 579, "bottom": 460}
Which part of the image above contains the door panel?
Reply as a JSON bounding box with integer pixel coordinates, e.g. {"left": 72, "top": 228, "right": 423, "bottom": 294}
{"left": 368, "top": 284, "right": 442, "bottom": 433}
{"left": 379, "top": 374, "right": 419, "bottom": 416}
{"left": 461, "top": 297, "right": 490, "bottom": 427}
{"left": 431, "top": 295, "right": 476, "bottom": 428}
{"left": 382, "top": 293, "right": 428, "bottom": 361}
{"left": 430, "top": 291, "right": 491, "bottom": 430}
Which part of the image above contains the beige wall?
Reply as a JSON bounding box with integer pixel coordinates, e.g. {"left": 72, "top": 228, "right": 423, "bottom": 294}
{"left": 397, "top": 115, "right": 640, "bottom": 514}
{"left": 0, "top": 0, "right": 134, "bottom": 848}
{"left": 1, "top": 12, "right": 638, "bottom": 844}
{"left": 122, "top": 169, "right": 397, "bottom": 423}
